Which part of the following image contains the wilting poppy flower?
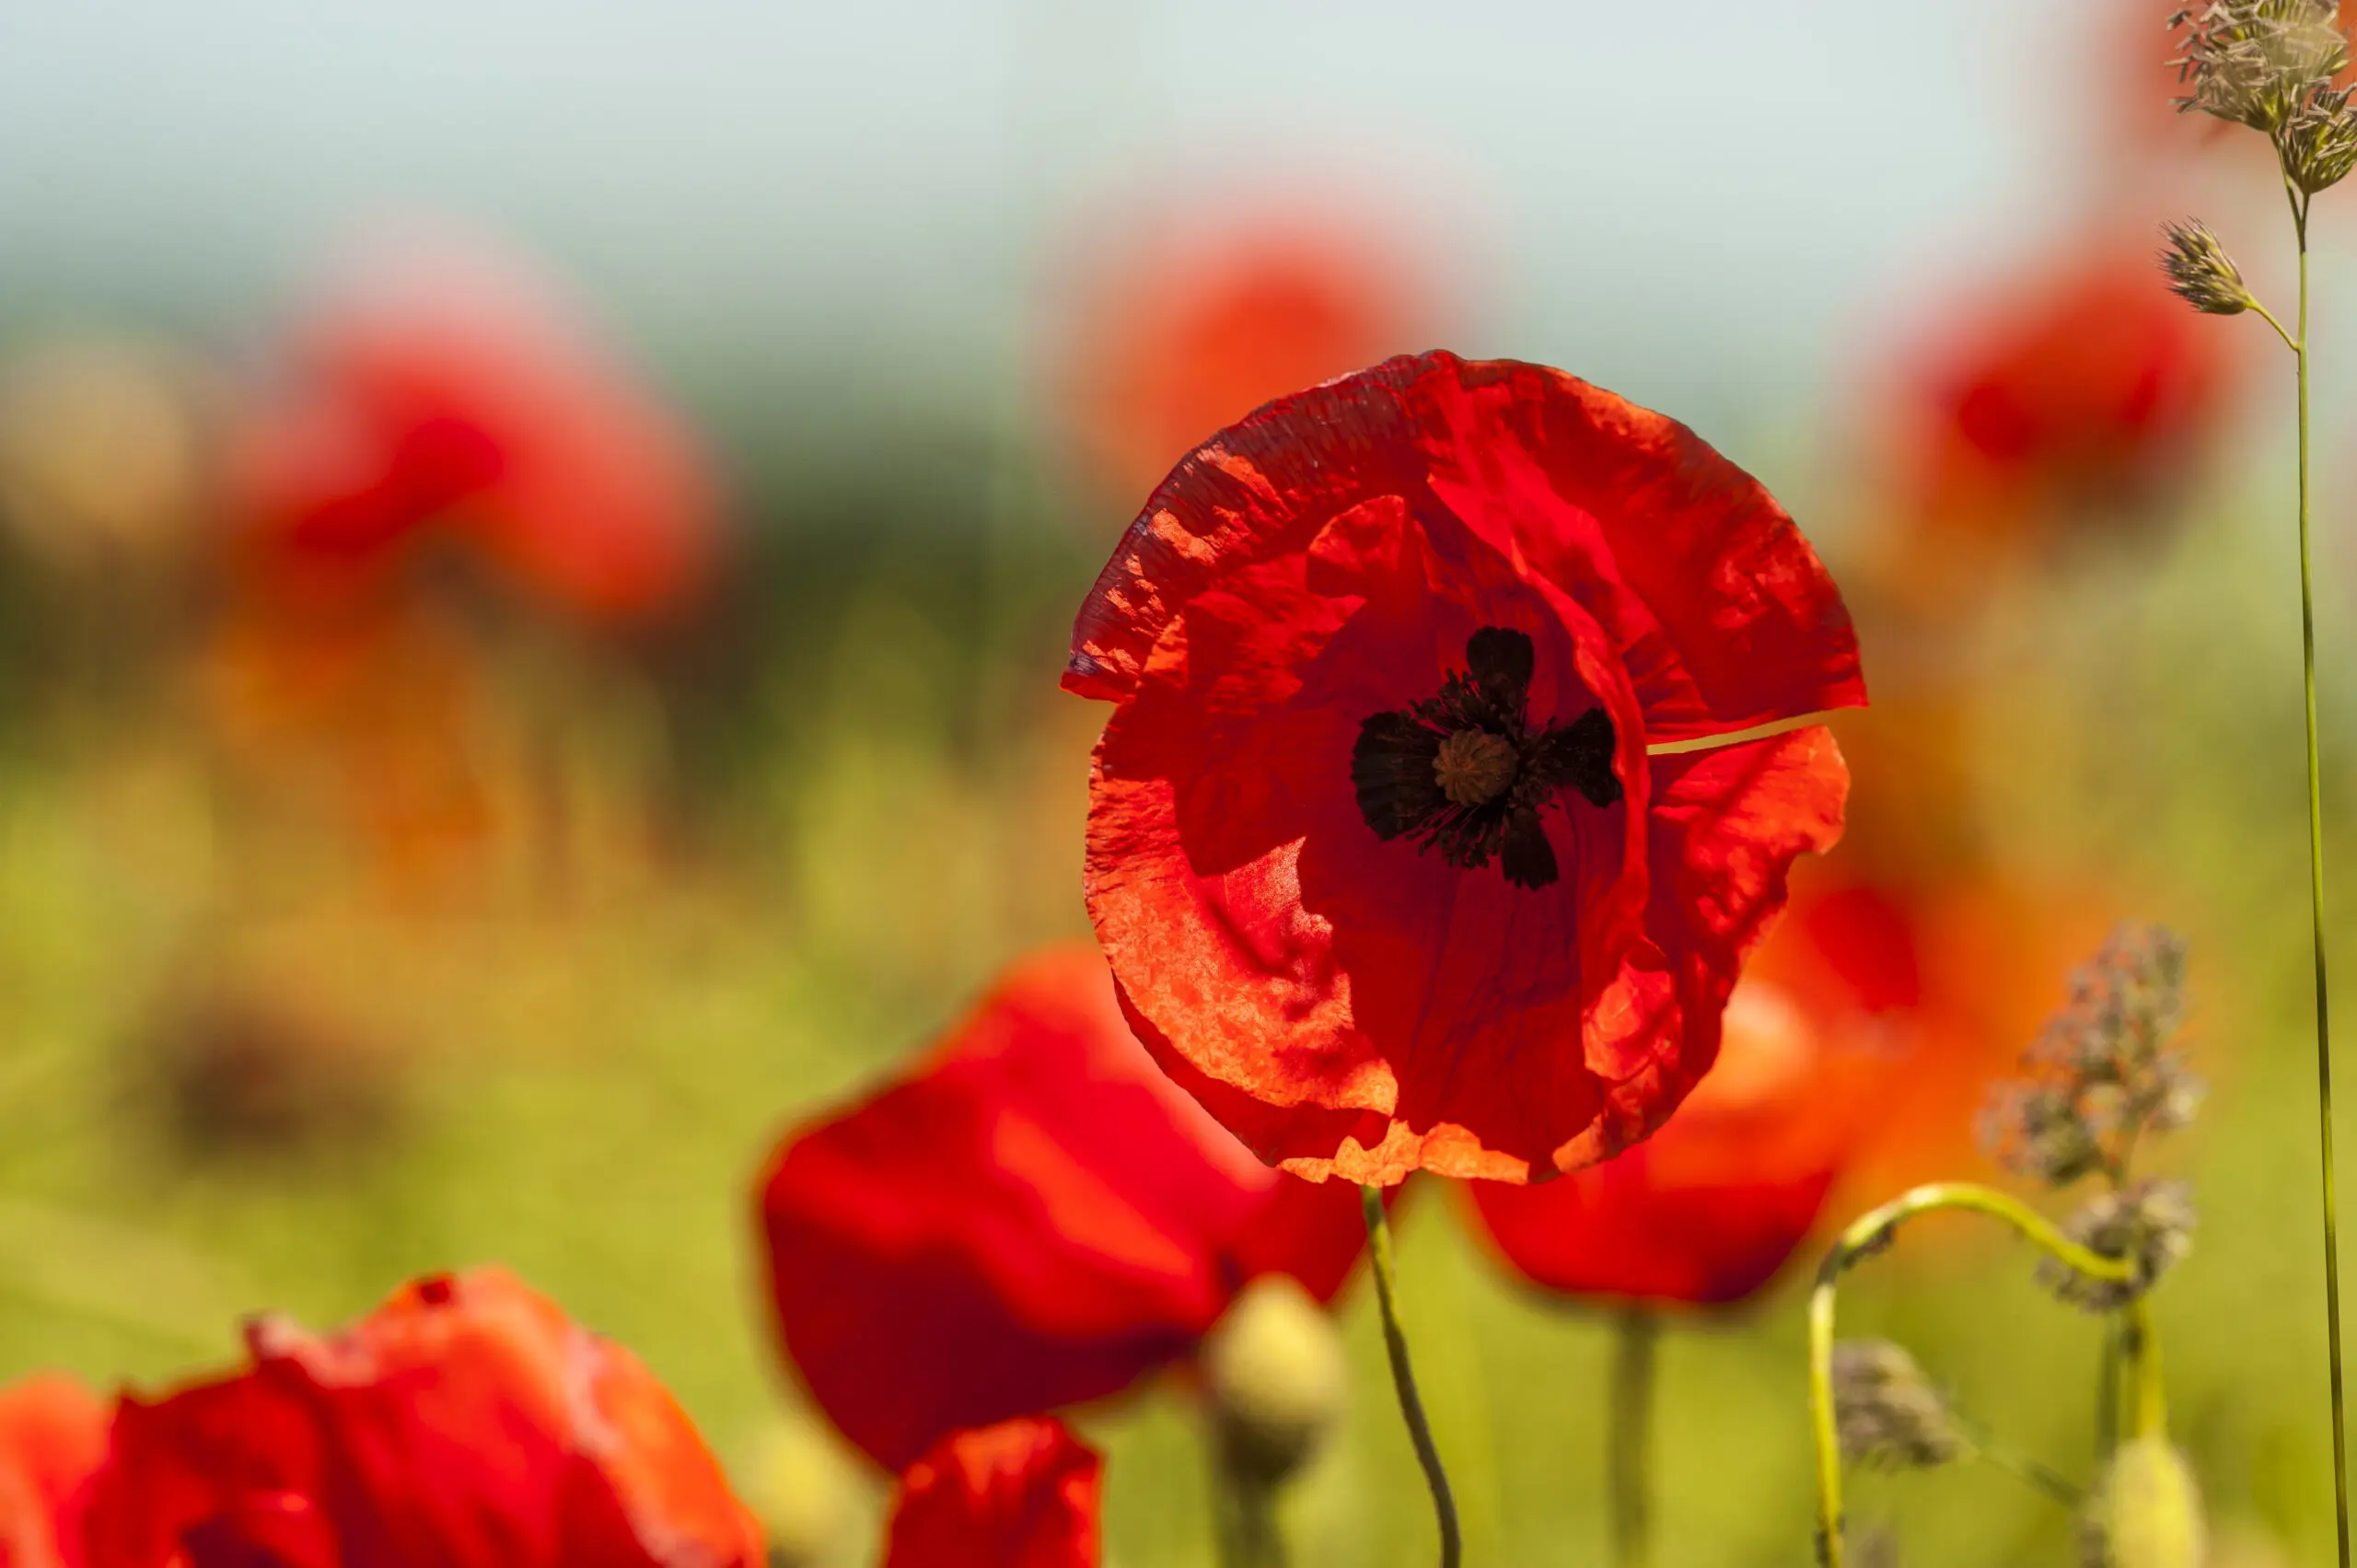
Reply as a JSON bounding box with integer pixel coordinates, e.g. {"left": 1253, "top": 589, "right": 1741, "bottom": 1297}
{"left": 1066, "top": 351, "right": 1864, "bottom": 1186}
{"left": 79, "top": 1265, "right": 764, "bottom": 1568}
{"left": 231, "top": 238, "right": 719, "bottom": 625}
{"left": 757, "top": 944, "right": 1370, "bottom": 1472}
{"left": 1467, "top": 960, "right": 1889, "bottom": 1307}
{"left": 881, "top": 1418, "right": 1100, "bottom": 1568}
{"left": 1883, "top": 239, "right": 2232, "bottom": 570}
{"left": 0, "top": 1374, "right": 109, "bottom": 1568}
{"left": 1059, "top": 209, "right": 1434, "bottom": 499}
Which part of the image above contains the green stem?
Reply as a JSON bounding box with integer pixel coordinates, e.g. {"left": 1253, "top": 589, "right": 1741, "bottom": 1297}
{"left": 2292, "top": 191, "right": 2355, "bottom": 1568}
{"left": 1362, "top": 1186, "right": 1461, "bottom": 1568}
{"left": 1609, "top": 1308, "right": 1657, "bottom": 1568}
{"left": 1805, "top": 1183, "right": 2140, "bottom": 1568}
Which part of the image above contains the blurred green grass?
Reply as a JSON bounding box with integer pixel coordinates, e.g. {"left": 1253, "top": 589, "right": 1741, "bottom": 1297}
{"left": 0, "top": 439, "right": 2351, "bottom": 1567}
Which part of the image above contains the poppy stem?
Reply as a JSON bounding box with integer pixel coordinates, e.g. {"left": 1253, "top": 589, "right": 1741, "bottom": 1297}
{"left": 1360, "top": 1184, "right": 1461, "bottom": 1568}
{"left": 1208, "top": 1441, "right": 1286, "bottom": 1568}
{"left": 1805, "top": 1182, "right": 2141, "bottom": 1568}
{"left": 2286, "top": 180, "right": 2355, "bottom": 1568}
{"left": 1609, "top": 1307, "right": 1658, "bottom": 1568}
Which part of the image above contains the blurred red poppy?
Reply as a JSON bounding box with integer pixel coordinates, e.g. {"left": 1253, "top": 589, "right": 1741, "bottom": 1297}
{"left": 231, "top": 241, "right": 719, "bottom": 626}
{"left": 1884, "top": 239, "right": 2231, "bottom": 572}
{"left": 1060, "top": 210, "right": 1433, "bottom": 499}
{"left": 757, "top": 944, "right": 1369, "bottom": 1472}
{"left": 1065, "top": 351, "right": 1864, "bottom": 1187}
{"left": 1466, "top": 962, "right": 1888, "bottom": 1308}
{"left": 882, "top": 1418, "right": 1100, "bottom": 1568}
{"left": 79, "top": 1266, "right": 763, "bottom": 1568}
{"left": 0, "top": 1374, "right": 108, "bottom": 1568}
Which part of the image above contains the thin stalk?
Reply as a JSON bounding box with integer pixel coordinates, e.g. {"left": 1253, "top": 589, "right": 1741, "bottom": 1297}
{"left": 2290, "top": 188, "right": 2355, "bottom": 1568}
{"left": 1805, "top": 1182, "right": 2140, "bottom": 1568}
{"left": 1951, "top": 1411, "right": 2084, "bottom": 1510}
{"left": 1361, "top": 1186, "right": 1461, "bottom": 1568}
{"left": 1609, "top": 1308, "right": 1658, "bottom": 1568}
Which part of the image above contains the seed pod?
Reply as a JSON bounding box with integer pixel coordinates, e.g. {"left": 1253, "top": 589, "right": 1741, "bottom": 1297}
{"left": 2159, "top": 222, "right": 2258, "bottom": 316}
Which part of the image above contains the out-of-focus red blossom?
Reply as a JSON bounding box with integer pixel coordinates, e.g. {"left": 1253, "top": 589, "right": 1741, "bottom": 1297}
{"left": 1467, "top": 961, "right": 1890, "bottom": 1308}
{"left": 1061, "top": 212, "right": 1432, "bottom": 497}
{"left": 1468, "top": 855, "right": 2114, "bottom": 1303}
{"left": 200, "top": 606, "right": 501, "bottom": 892}
{"left": 230, "top": 244, "right": 719, "bottom": 626}
{"left": 881, "top": 1419, "right": 1100, "bottom": 1568}
{"left": 1066, "top": 351, "right": 1865, "bottom": 1187}
{"left": 757, "top": 944, "right": 1369, "bottom": 1472}
{"left": 78, "top": 1266, "right": 763, "bottom": 1568}
{"left": 0, "top": 1374, "right": 108, "bottom": 1568}
{"left": 1885, "top": 241, "right": 2232, "bottom": 575}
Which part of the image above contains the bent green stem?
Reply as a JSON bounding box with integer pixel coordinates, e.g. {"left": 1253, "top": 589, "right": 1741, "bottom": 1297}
{"left": 1362, "top": 1186, "right": 1462, "bottom": 1568}
{"left": 1805, "top": 1182, "right": 2141, "bottom": 1568}
{"left": 1609, "top": 1308, "right": 1658, "bottom": 1568}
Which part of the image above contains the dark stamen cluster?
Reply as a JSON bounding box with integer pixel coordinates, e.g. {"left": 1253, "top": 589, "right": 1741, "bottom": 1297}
{"left": 1351, "top": 626, "right": 1620, "bottom": 890}
{"left": 1980, "top": 924, "right": 2202, "bottom": 1188}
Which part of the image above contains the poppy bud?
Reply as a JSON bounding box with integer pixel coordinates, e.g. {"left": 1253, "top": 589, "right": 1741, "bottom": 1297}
{"left": 1202, "top": 1275, "right": 1348, "bottom": 1484}
{"left": 1830, "top": 1340, "right": 1966, "bottom": 1470}
{"left": 747, "top": 1419, "right": 849, "bottom": 1568}
{"left": 2084, "top": 1438, "right": 2206, "bottom": 1568}
{"left": 2159, "top": 222, "right": 2258, "bottom": 317}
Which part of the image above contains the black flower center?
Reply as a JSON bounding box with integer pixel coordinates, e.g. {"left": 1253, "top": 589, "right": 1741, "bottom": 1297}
{"left": 1349, "top": 626, "right": 1621, "bottom": 890}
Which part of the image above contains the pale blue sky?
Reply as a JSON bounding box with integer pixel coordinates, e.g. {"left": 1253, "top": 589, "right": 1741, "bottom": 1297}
{"left": 0, "top": 0, "right": 2117, "bottom": 436}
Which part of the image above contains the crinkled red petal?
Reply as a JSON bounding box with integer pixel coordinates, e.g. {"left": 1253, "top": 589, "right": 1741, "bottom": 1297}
{"left": 81, "top": 1268, "right": 762, "bottom": 1568}
{"left": 758, "top": 947, "right": 1366, "bottom": 1469}
{"left": 882, "top": 1418, "right": 1101, "bottom": 1568}
{"left": 1066, "top": 351, "right": 1863, "bottom": 738}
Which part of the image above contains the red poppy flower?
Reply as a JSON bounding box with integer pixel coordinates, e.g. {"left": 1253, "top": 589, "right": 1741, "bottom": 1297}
{"left": 756, "top": 944, "right": 1370, "bottom": 1472}
{"left": 78, "top": 1266, "right": 763, "bottom": 1568}
{"left": 1466, "top": 960, "right": 1890, "bottom": 1307}
{"left": 1065, "top": 351, "right": 1864, "bottom": 1186}
{"left": 232, "top": 240, "right": 719, "bottom": 625}
{"left": 881, "top": 1418, "right": 1100, "bottom": 1568}
{"left": 1059, "top": 210, "right": 1433, "bottom": 498}
{"left": 1884, "top": 239, "right": 2232, "bottom": 567}
{"left": 0, "top": 1374, "right": 109, "bottom": 1568}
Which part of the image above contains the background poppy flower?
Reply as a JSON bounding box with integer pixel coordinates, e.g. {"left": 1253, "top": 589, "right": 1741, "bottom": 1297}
{"left": 881, "top": 1417, "right": 1100, "bottom": 1568}
{"left": 78, "top": 1265, "right": 764, "bottom": 1568}
{"left": 1466, "top": 959, "right": 1889, "bottom": 1307}
{"left": 1066, "top": 351, "right": 1864, "bottom": 1187}
{"left": 1875, "top": 238, "right": 2233, "bottom": 585}
{"left": 0, "top": 1373, "right": 109, "bottom": 1568}
{"left": 756, "top": 943, "right": 1369, "bottom": 1472}
{"left": 1054, "top": 206, "right": 1436, "bottom": 501}
{"left": 229, "top": 238, "right": 720, "bottom": 626}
